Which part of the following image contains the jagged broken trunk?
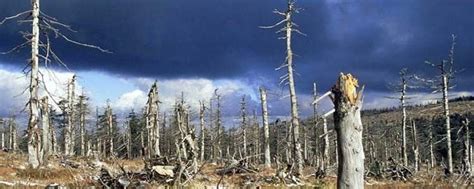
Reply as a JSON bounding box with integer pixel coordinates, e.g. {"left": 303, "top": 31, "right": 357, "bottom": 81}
{"left": 332, "top": 73, "right": 364, "bottom": 189}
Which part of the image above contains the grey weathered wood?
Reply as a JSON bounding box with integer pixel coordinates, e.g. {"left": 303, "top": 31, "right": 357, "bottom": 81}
{"left": 260, "top": 87, "right": 271, "bottom": 167}
{"left": 41, "top": 96, "right": 50, "bottom": 159}
{"left": 332, "top": 73, "right": 364, "bottom": 189}
{"left": 411, "top": 120, "right": 419, "bottom": 172}
{"left": 199, "top": 101, "right": 206, "bottom": 162}
{"left": 27, "top": 0, "right": 41, "bottom": 168}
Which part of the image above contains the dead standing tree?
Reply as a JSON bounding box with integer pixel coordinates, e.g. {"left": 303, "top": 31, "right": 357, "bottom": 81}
{"left": 199, "top": 100, "right": 206, "bottom": 162}
{"left": 145, "top": 81, "right": 160, "bottom": 158}
{"left": 259, "top": 87, "right": 271, "bottom": 168}
{"left": 1, "top": 0, "right": 109, "bottom": 168}
{"left": 331, "top": 73, "right": 364, "bottom": 189}
{"left": 65, "top": 75, "right": 76, "bottom": 156}
{"left": 261, "top": 0, "right": 305, "bottom": 176}
{"left": 419, "top": 35, "right": 459, "bottom": 175}
{"left": 78, "top": 90, "right": 89, "bottom": 156}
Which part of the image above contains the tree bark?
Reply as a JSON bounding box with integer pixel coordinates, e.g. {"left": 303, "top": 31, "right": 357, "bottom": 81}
{"left": 411, "top": 120, "right": 419, "bottom": 172}
{"left": 284, "top": 1, "right": 303, "bottom": 176}
{"left": 260, "top": 87, "right": 271, "bottom": 168}
{"left": 79, "top": 94, "right": 86, "bottom": 156}
{"left": 27, "top": 0, "right": 41, "bottom": 168}
{"left": 65, "top": 75, "right": 76, "bottom": 156}
{"left": 241, "top": 96, "right": 248, "bottom": 158}
{"left": 429, "top": 120, "right": 435, "bottom": 168}
{"left": 332, "top": 73, "right": 364, "bottom": 189}
{"left": 401, "top": 78, "right": 408, "bottom": 167}
{"left": 462, "top": 118, "right": 471, "bottom": 177}
{"left": 41, "top": 96, "right": 50, "bottom": 159}
{"left": 199, "top": 101, "right": 206, "bottom": 162}
{"left": 442, "top": 74, "right": 453, "bottom": 175}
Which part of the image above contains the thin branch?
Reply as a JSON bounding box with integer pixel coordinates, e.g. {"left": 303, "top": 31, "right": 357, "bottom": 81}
{"left": 259, "top": 18, "right": 288, "bottom": 29}
{"left": 0, "top": 11, "right": 32, "bottom": 25}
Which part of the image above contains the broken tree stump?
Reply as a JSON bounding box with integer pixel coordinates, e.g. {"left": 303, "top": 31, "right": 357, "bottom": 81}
{"left": 332, "top": 73, "right": 365, "bottom": 189}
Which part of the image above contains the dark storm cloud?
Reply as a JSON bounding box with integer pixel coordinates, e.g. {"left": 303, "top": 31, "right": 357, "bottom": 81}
{"left": 0, "top": 0, "right": 473, "bottom": 95}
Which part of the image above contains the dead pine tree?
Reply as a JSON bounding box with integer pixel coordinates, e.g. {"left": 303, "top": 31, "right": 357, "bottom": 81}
{"left": 259, "top": 87, "right": 271, "bottom": 168}
{"left": 241, "top": 96, "right": 248, "bottom": 158}
{"left": 78, "top": 90, "right": 89, "bottom": 156}
{"left": 260, "top": 0, "right": 305, "bottom": 176}
{"left": 420, "top": 35, "right": 459, "bottom": 175}
{"left": 331, "top": 73, "right": 364, "bottom": 189}
{"left": 386, "top": 68, "right": 417, "bottom": 167}
{"left": 105, "top": 101, "right": 114, "bottom": 157}
{"left": 461, "top": 118, "right": 471, "bottom": 177}
{"left": 1, "top": 0, "right": 109, "bottom": 167}
{"left": 145, "top": 82, "right": 161, "bottom": 158}
{"left": 411, "top": 120, "right": 419, "bottom": 172}
{"left": 199, "top": 100, "right": 206, "bottom": 162}
{"left": 40, "top": 96, "right": 50, "bottom": 160}
{"left": 214, "top": 89, "right": 223, "bottom": 160}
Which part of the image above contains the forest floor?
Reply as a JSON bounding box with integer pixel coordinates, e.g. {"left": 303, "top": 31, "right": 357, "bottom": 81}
{"left": 0, "top": 152, "right": 468, "bottom": 188}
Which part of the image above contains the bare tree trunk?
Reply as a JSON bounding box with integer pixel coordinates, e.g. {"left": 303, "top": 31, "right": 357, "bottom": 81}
{"left": 429, "top": 121, "right": 435, "bottom": 168}
{"left": 27, "top": 0, "right": 41, "bottom": 168}
{"left": 41, "top": 96, "right": 50, "bottom": 159}
{"left": 1, "top": 131, "right": 4, "bottom": 149}
{"left": 332, "top": 73, "right": 364, "bottom": 189}
{"left": 9, "top": 118, "right": 17, "bottom": 151}
{"left": 199, "top": 101, "right": 206, "bottom": 162}
{"left": 127, "top": 120, "right": 132, "bottom": 159}
{"left": 65, "top": 75, "right": 76, "bottom": 156}
{"left": 284, "top": 2, "right": 303, "bottom": 176}
{"left": 442, "top": 74, "right": 453, "bottom": 175}
{"left": 79, "top": 94, "right": 86, "bottom": 156}
{"left": 401, "top": 80, "right": 408, "bottom": 167}
{"left": 286, "top": 121, "right": 292, "bottom": 164}
{"left": 260, "top": 87, "right": 271, "bottom": 167}
{"left": 411, "top": 120, "right": 419, "bottom": 172}
{"left": 241, "top": 97, "right": 248, "bottom": 158}
{"left": 216, "top": 93, "right": 222, "bottom": 159}
{"left": 321, "top": 117, "right": 331, "bottom": 170}
{"left": 312, "top": 82, "right": 319, "bottom": 167}
{"left": 462, "top": 118, "right": 471, "bottom": 177}
{"left": 106, "top": 103, "right": 114, "bottom": 157}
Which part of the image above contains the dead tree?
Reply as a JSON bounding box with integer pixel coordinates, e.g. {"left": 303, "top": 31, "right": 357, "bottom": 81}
{"left": 9, "top": 118, "right": 17, "bottom": 151}
{"left": 106, "top": 102, "right": 114, "bottom": 157}
{"left": 321, "top": 109, "right": 334, "bottom": 172}
{"left": 411, "top": 120, "right": 419, "bottom": 172}
{"left": 261, "top": 0, "right": 304, "bottom": 176}
{"left": 40, "top": 96, "right": 50, "bottom": 159}
{"left": 145, "top": 82, "right": 160, "bottom": 157}
{"left": 387, "top": 68, "right": 416, "bottom": 167}
{"left": 422, "top": 35, "right": 458, "bottom": 175}
{"left": 462, "top": 118, "right": 471, "bottom": 177}
{"left": 199, "top": 100, "right": 206, "bottom": 162}
{"left": 241, "top": 96, "right": 248, "bottom": 158}
{"left": 331, "top": 73, "right": 364, "bottom": 189}
{"left": 260, "top": 87, "right": 271, "bottom": 167}
{"left": 214, "top": 89, "right": 223, "bottom": 160}
{"left": 1, "top": 0, "right": 109, "bottom": 168}
{"left": 428, "top": 119, "right": 435, "bottom": 168}
{"left": 312, "top": 82, "right": 320, "bottom": 167}
{"left": 78, "top": 91, "right": 88, "bottom": 156}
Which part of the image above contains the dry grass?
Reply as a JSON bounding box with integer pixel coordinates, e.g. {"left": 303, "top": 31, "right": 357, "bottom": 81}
{"left": 0, "top": 152, "right": 465, "bottom": 188}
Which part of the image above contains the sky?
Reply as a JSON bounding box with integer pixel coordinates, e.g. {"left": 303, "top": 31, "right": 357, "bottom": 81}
{"left": 0, "top": 0, "right": 473, "bottom": 125}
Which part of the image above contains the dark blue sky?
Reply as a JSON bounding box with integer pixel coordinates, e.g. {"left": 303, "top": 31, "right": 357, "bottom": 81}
{"left": 0, "top": 0, "right": 473, "bottom": 98}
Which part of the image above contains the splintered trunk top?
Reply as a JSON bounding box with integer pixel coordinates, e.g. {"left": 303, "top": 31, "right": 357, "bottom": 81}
{"left": 332, "top": 73, "right": 364, "bottom": 189}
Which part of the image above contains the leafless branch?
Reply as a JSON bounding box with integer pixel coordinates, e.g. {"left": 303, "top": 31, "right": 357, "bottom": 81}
{"left": 0, "top": 11, "right": 32, "bottom": 25}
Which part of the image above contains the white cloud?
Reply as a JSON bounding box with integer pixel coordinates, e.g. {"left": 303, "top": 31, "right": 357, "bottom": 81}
{"left": 113, "top": 77, "right": 255, "bottom": 113}
{"left": 0, "top": 67, "right": 81, "bottom": 116}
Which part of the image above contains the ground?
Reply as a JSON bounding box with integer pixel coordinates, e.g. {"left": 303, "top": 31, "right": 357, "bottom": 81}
{"left": 0, "top": 152, "right": 467, "bottom": 188}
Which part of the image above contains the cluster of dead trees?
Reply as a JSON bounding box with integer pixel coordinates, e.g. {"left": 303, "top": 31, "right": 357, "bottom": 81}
{"left": 1, "top": 0, "right": 472, "bottom": 188}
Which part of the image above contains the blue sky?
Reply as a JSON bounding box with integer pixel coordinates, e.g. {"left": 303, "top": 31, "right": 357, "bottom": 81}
{"left": 0, "top": 0, "right": 473, "bottom": 123}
